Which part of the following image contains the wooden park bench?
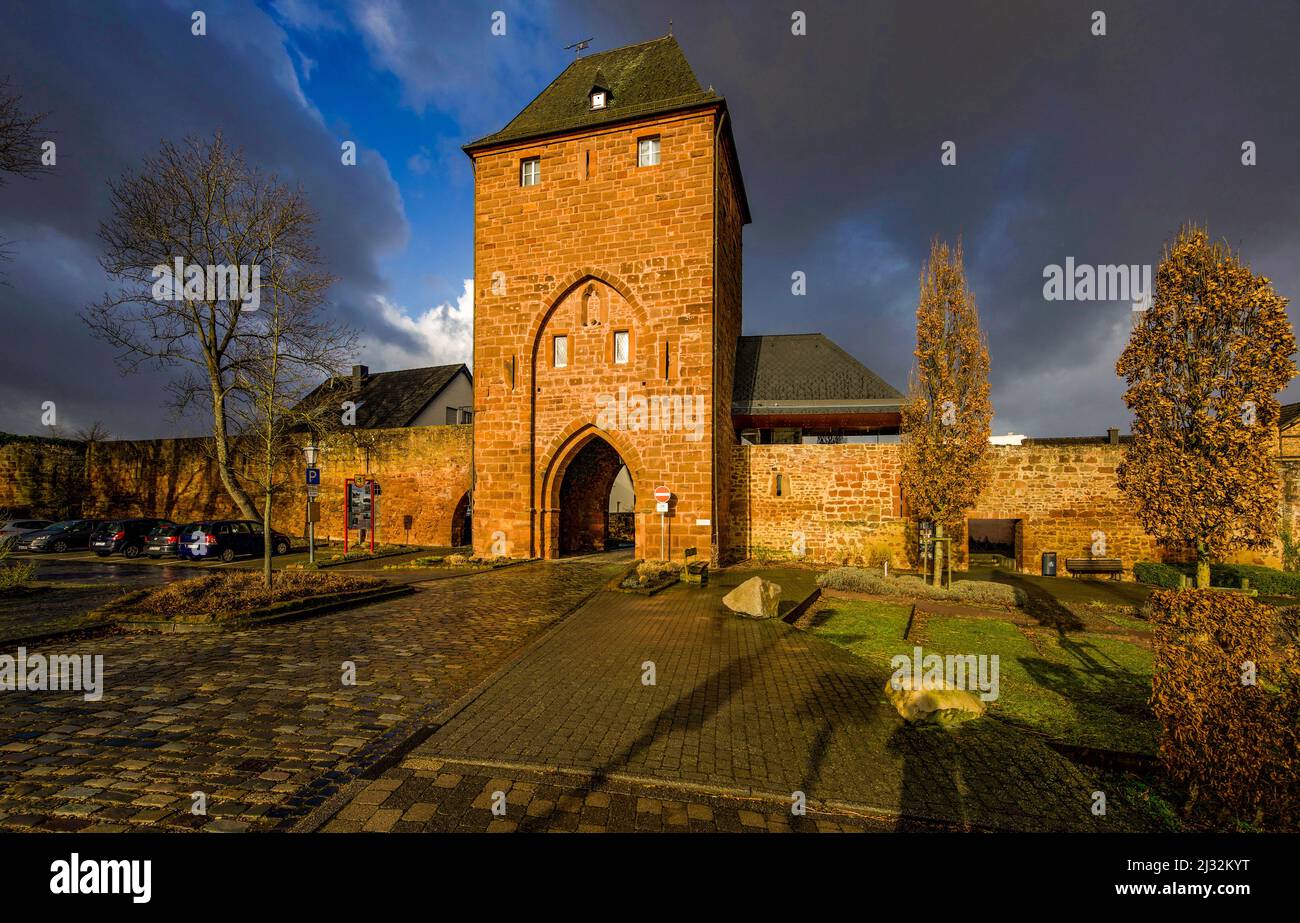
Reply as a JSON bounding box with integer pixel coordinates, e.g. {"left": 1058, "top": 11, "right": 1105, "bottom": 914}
{"left": 1064, "top": 557, "right": 1123, "bottom": 579}
{"left": 681, "top": 547, "right": 709, "bottom": 586}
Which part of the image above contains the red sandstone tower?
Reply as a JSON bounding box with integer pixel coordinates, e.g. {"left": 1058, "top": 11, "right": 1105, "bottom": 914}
{"left": 464, "top": 35, "right": 749, "bottom": 562}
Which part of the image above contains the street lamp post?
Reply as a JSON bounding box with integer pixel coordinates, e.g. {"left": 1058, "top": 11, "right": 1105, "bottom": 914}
{"left": 304, "top": 442, "right": 318, "bottom": 565}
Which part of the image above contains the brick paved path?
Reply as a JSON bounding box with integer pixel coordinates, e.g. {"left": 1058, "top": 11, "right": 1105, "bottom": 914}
{"left": 321, "top": 756, "right": 904, "bottom": 833}
{"left": 0, "top": 556, "right": 626, "bottom": 832}
{"left": 378, "top": 579, "right": 1156, "bottom": 832}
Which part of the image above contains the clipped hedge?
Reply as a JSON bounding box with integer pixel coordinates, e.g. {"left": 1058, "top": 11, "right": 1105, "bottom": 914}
{"left": 1134, "top": 560, "right": 1300, "bottom": 596}
{"left": 1148, "top": 589, "right": 1300, "bottom": 829}
{"left": 1134, "top": 561, "right": 1185, "bottom": 589}
{"left": 817, "top": 566, "right": 1024, "bottom": 608}
{"left": 1210, "top": 563, "right": 1300, "bottom": 597}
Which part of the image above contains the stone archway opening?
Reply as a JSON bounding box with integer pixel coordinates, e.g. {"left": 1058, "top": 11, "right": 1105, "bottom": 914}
{"left": 557, "top": 436, "right": 633, "bottom": 556}
{"left": 451, "top": 491, "right": 472, "bottom": 548}
{"left": 967, "top": 518, "right": 1021, "bottom": 570}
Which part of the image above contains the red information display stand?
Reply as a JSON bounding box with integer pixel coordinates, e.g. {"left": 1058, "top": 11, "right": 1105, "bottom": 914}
{"left": 343, "top": 476, "right": 376, "bottom": 555}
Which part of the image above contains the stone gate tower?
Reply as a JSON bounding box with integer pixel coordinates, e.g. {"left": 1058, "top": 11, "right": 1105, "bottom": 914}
{"left": 464, "top": 35, "right": 749, "bottom": 562}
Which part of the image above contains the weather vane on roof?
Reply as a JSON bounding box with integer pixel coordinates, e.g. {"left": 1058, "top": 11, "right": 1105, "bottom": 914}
{"left": 564, "top": 37, "right": 594, "bottom": 58}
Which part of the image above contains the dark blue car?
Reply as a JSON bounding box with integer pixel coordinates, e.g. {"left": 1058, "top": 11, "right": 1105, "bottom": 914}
{"left": 177, "top": 520, "right": 292, "bottom": 563}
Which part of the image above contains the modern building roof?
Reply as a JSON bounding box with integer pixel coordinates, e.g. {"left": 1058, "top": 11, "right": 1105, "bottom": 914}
{"left": 464, "top": 35, "right": 721, "bottom": 152}
{"left": 732, "top": 334, "right": 903, "bottom": 418}
{"left": 295, "top": 364, "right": 470, "bottom": 429}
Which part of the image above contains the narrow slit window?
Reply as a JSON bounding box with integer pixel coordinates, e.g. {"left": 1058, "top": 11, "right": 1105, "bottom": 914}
{"left": 521, "top": 157, "right": 540, "bottom": 187}
{"left": 638, "top": 136, "right": 660, "bottom": 167}
{"left": 613, "top": 330, "right": 630, "bottom": 364}
{"left": 553, "top": 335, "right": 568, "bottom": 368}
{"left": 775, "top": 474, "right": 785, "bottom": 497}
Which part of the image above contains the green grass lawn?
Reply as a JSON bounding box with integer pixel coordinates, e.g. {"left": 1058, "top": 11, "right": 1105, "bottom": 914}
{"left": 810, "top": 597, "right": 1157, "bottom": 754}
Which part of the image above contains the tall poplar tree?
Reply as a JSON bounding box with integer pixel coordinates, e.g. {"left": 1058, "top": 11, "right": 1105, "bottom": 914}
{"left": 1117, "top": 225, "right": 1296, "bottom": 587}
{"left": 900, "top": 239, "right": 993, "bottom": 583}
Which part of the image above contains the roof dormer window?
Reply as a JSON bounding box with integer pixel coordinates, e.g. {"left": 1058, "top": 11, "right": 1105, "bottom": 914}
{"left": 589, "top": 72, "right": 610, "bottom": 111}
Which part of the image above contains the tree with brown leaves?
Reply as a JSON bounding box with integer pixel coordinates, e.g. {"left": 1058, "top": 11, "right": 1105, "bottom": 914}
{"left": 900, "top": 239, "right": 993, "bottom": 584}
{"left": 1117, "top": 225, "right": 1296, "bottom": 588}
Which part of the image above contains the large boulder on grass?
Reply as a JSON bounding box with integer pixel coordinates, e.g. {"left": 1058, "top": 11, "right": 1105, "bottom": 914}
{"left": 885, "top": 677, "right": 986, "bottom": 725}
{"left": 723, "top": 576, "right": 782, "bottom": 619}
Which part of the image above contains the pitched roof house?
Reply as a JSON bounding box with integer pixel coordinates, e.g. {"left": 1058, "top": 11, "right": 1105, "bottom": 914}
{"left": 296, "top": 364, "right": 473, "bottom": 428}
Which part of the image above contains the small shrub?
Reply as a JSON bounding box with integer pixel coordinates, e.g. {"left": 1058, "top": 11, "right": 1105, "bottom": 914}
{"left": 129, "top": 571, "right": 382, "bottom": 619}
{"left": 816, "top": 566, "right": 887, "bottom": 594}
{"left": 864, "top": 541, "right": 894, "bottom": 569}
{"left": 1134, "top": 561, "right": 1186, "bottom": 589}
{"left": 1282, "top": 524, "right": 1300, "bottom": 573}
{"left": 635, "top": 560, "right": 681, "bottom": 584}
{"left": 817, "top": 566, "right": 1023, "bottom": 608}
{"left": 0, "top": 557, "right": 36, "bottom": 591}
{"left": 1149, "top": 589, "right": 1299, "bottom": 829}
{"left": 948, "top": 580, "right": 1023, "bottom": 607}
{"left": 0, "top": 547, "right": 37, "bottom": 590}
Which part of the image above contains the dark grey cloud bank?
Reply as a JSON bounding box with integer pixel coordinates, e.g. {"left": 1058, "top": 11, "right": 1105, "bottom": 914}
{"left": 551, "top": 0, "right": 1300, "bottom": 435}
{"left": 0, "top": 0, "right": 410, "bottom": 438}
{"left": 3, "top": 0, "right": 1300, "bottom": 439}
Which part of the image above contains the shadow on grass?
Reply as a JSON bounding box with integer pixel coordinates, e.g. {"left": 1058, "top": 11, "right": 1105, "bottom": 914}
{"left": 989, "top": 571, "right": 1084, "bottom": 631}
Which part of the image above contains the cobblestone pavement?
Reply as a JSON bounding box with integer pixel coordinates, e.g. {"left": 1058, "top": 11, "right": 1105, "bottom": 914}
{"left": 320, "top": 756, "right": 906, "bottom": 833}
{"left": 376, "top": 578, "right": 1159, "bottom": 832}
{"left": 0, "top": 556, "right": 627, "bottom": 832}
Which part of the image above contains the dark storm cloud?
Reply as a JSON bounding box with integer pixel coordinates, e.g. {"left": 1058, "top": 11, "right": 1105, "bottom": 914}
{"left": 3, "top": 0, "right": 1300, "bottom": 439}
{"left": 549, "top": 0, "right": 1300, "bottom": 435}
{"left": 0, "top": 0, "right": 410, "bottom": 438}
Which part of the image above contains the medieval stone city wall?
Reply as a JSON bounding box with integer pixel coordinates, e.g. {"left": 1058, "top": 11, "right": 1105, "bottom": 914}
{"left": 0, "top": 436, "right": 87, "bottom": 520}
{"left": 729, "top": 442, "right": 1297, "bottom": 573}
{"left": 83, "top": 426, "right": 472, "bottom": 548}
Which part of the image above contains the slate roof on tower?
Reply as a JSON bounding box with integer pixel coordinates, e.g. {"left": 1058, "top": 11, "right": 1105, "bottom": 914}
{"left": 464, "top": 35, "right": 722, "bottom": 152}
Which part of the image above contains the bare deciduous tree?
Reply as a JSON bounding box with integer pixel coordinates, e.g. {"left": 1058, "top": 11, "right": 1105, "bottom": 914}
{"left": 84, "top": 132, "right": 343, "bottom": 522}
{"left": 227, "top": 240, "right": 354, "bottom": 586}
{"left": 0, "top": 77, "right": 48, "bottom": 271}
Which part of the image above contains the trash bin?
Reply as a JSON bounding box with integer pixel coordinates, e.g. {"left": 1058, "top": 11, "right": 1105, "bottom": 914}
{"left": 1042, "top": 552, "right": 1057, "bottom": 577}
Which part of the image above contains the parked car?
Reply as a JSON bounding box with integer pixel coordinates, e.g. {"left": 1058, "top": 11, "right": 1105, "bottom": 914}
{"left": 0, "top": 519, "right": 54, "bottom": 549}
{"left": 144, "top": 522, "right": 192, "bottom": 559}
{"left": 13, "top": 519, "right": 102, "bottom": 553}
{"left": 177, "top": 520, "right": 292, "bottom": 563}
{"left": 91, "top": 518, "right": 175, "bottom": 558}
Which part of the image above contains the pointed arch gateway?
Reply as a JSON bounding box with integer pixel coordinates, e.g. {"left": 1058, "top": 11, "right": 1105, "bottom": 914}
{"left": 527, "top": 268, "right": 654, "bottom": 558}
{"left": 537, "top": 423, "right": 647, "bottom": 559}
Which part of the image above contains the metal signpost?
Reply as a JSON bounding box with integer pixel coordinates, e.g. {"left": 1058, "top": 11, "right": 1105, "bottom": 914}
{"left": 654, "top": 486, "right": 671, "bottom": 560}
{"left": 305, "top": 464, "right": 320, "bottom": 564}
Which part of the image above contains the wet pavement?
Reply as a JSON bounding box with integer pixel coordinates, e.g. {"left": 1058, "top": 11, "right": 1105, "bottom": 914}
{"left": 0, "top": 555, "right": 628, "bottom": 832}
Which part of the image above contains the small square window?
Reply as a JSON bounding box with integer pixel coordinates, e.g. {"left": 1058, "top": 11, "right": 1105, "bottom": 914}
{"left": 638, "top": 137, "right": 660, "bottom": 167}
{"left": 553, "top": 335, "right": 568, "bottom": 368}
{"left": 613, "top": 330, "right": 629, "bottom": 364}
{"left": 591, "top": 90, "right": 606, "bottom": 110}
{"left": 521, "top": 157, "right": 540, "bottom": 187}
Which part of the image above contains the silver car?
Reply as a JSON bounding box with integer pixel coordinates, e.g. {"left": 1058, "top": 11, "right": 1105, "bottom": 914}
{"left": 0, "top": 519, "right": 54, "bottom": 549}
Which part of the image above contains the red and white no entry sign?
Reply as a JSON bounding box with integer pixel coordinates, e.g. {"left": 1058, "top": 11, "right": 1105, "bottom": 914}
{"left": 654, "top": 486, "right": 671, "bottom": 503}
